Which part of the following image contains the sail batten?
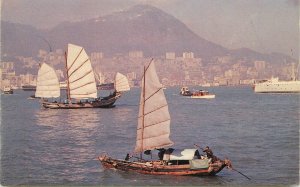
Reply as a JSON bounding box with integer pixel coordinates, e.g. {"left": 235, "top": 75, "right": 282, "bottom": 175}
{"left": 134, "top": 61, "right": 173, "bottom": 153}
{"left": 69, "top": 70, "right": 93, "bottom": 84}
{"left": 137, "top": 119, "right": 170, "bottom": 130}
{"left": 35, "top": 63, "right": 60, "bottom": 98}
{"left": 66, "top": 44, "right": 97, "bottom": 99}
{"left": 137, "top": 132, "right": 171, "bottom": 141}
{"left": 70, "top": 81, "right": 94, "bottom": 91}
{"left": 144, "top": 87, "right": 163, "bottom": 102}
{"left": 138, "top": 104, "right": 168, "bottom": 118}
{"left": 68, "top": 48, "right": 83, "bottom": 72}
{"left": 68, "top": 59, "right": 89, "bottom": 78}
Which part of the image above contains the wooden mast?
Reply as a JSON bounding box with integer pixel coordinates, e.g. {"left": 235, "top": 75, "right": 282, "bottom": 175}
{"left": 65, "top": 51, "right": 71, "bottom": 104}
{"left": 140, "top": 65, "right": 146, "bottom": 159}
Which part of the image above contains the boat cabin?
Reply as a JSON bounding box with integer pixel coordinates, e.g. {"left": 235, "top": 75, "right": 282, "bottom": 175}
{"left": 192, "top": 90, "right": 210, "bottom": 96}
{"left": 180, "top": 87, "right": 192, "bottom": 96}
{"left": 3, "top": 86, "right": 13, "bottom": 94}
{"left": 162, "top": 149, "right": 211, "bottom": 168}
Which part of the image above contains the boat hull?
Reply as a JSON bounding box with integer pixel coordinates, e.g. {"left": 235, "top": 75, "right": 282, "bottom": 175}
{"left": 254, "top": 80, "right": 300, "bottom": 93}
{"left": 22, "top": 85, "right": 37, "bottom": 91}
{"left": 181, "top": 92, "right": 193, "bottom": 96}
{"left": 98, "top": 155, "right": 226, "bottom": 176}
{"left": 42, "top": 93, "right": 121, "bottom": 109}
{"left": 191, "top": 95, "right": 215, "bottom": 99}
{"left": 3, "top": 90, "right": 13, "bottom": 94}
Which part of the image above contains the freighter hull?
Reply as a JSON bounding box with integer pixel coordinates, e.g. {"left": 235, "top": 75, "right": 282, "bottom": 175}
{"left": 254, "top": 78, "right": 300, "bottom": 93}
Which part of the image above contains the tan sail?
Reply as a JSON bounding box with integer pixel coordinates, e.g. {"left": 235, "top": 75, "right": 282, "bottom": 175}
{"left": 115, "top": 72, "right": 130, "bottom": 92}
{"left": 66, "top": 44, "right": 97, "bottom": 99}
{"left": 35, "top": 63, "right": 60, "bottom": 98}
{"left": 135, "top": 61, "right": 173, "bottom": 153}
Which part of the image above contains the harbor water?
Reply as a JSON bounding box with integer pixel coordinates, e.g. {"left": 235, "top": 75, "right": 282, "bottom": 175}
{"left": 1, "top": 86, "right": 299, "bottom": 186}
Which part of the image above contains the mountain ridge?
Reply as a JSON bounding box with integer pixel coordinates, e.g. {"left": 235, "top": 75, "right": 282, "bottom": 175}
{"left": 1, "top": 5, "right": 296, "bottom": 64}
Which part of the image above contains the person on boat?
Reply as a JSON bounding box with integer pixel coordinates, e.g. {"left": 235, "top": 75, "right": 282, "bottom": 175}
{"left": 203, "top": 146, "right": 213, "bottom": 159}
{"left": 125, "top": 153, "right": 132, "bottom": 161}
{"left": 144, "top": 150, "right": 151, "bottom": 155}
{"left": 194, "top": 149, "right": 201, "bottom": 159}
{"left": 157, "top": 148, "right": 166, "bottom": 160}
{"left": 203, "top": 146, "right": 219, "bottom": 162}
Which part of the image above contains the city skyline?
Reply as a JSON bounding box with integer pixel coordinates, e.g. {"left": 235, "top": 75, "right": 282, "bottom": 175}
{"left": 2, "top": 0, "right": 299, "bottom": 58}
{"left": 1, "top": 47, "right": 298, "bottom": 89}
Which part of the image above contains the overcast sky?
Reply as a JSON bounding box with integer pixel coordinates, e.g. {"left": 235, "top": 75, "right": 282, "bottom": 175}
{"left": 1, "top": 0, "right": 299, "bottom": 57}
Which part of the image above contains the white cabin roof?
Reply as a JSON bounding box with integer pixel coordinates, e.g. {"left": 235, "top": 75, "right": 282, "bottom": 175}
{"left": 163, "top": 149, "right": 198, "bottom": 161}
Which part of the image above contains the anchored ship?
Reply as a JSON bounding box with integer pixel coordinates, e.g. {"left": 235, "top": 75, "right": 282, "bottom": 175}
{"left": 253, "top": 77, "right": 300, "bottom": 93}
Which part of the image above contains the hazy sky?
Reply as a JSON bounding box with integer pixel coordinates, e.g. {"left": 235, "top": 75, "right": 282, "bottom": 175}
{"left": 1, "top": 0, "right": 299, "bottom": 57}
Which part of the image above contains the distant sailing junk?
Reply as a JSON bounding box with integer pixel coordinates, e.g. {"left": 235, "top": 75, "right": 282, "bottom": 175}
{"left": 114, "top": 72, "right": 130, "bottom": 94}
{"left": 35, "top": 63, "right": 60, "bottom": 99}
{"left": 40, "top": 43, "right": 121, "bottom": 109}
{"left": 97, "top": 72, "right": 131, "bottom": 92}
{"left": 99, "top": 60, "right": 231, "bottom": 176}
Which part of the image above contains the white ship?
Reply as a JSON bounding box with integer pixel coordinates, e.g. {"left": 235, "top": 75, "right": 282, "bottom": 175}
{"left": 253, "top": 77, "right": 300, "bottom": 93}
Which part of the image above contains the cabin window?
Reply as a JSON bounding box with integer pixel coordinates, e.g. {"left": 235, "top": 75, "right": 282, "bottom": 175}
{"left": 168, "top": 160, "right": 190, "bottom": 165}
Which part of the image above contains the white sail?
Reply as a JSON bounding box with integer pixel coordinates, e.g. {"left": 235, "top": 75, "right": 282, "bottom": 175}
{"left": 115, "top": 72, "right": 130, "bottom": 92}
{"left": 135, "top": 61, "right": 174, "bottom": 153}
{"left": 35, "top": 63, "right": 60, "bottom": 98}
{"left": 66, "top": 44, "right": 97, "bottom": 99}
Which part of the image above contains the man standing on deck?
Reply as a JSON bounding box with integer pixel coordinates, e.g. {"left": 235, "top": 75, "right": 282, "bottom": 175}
{"left": 203, "top": 146, "right": 214, "bottom": 159}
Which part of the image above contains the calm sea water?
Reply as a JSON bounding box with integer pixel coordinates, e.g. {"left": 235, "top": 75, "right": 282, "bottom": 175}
{"left": 1, "top": 86, "right": 299, "bottom": 186}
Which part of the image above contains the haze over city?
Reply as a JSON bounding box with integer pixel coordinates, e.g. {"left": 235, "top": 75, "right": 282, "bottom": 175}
{"left": 2, "top": 0, "right": 299, "bottom": 58}
{"left": 0, "top": 1, "right": 300, "bottom": 186}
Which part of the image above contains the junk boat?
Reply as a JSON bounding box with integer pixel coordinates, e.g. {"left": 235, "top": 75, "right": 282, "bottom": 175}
{"left": 35, "top": 44, "right": 130, "bottom": 109}
{"left": 97, "top": 83, "right": 115, "bottom": 90}
{"left": 99, "top": 60, "right": 231, "bottom": 176}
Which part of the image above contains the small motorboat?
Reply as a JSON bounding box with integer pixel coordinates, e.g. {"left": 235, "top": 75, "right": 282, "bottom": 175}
{"left": 191, "top": 90, "right": 215, "bottom": 99}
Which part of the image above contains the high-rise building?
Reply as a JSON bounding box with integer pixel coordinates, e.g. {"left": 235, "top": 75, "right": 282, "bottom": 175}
{"left": 254, "top": 61, "right": 266, "bottom": 71}
{"left": 183, "top": 52, "right": 194, "bottom": 59}
{"left": 166, "top": 52, "right": 176, "bottom": 60}
{"left": 91, "top": 52, "right": 104, "bottom": 60}
{"left": 1, "top": 62, "right": 14, "bottom": 70}
{"left": 129, "top": 51, "right": 143, "bottom": 58}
